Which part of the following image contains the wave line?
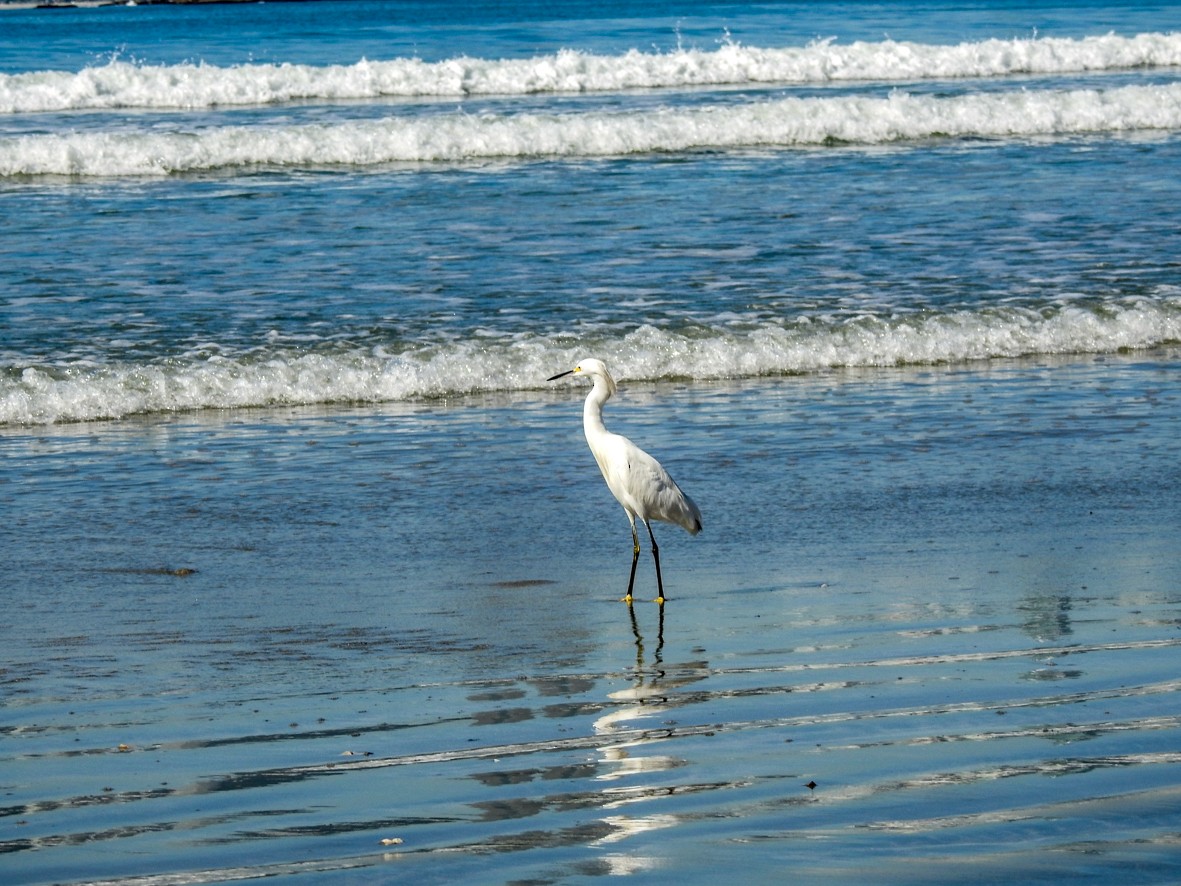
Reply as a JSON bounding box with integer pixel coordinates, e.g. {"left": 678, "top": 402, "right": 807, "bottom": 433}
{"left": 3, "top": 32, "right": 1181, "bottom": 113}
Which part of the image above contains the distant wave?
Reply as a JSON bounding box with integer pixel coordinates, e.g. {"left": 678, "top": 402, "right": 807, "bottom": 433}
{"left": 4, "top": 297, "right": 1177, "bottom": 424}
{"left": 2, "top": 32, "right": 1181, "bottom": 113}
{"left": 3, "top": 81, "right": 1180, "bottom": 177}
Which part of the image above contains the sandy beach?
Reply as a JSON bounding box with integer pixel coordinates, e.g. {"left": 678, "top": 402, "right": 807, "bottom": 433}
{"left": 4, "top": 352, "right": 1180, "bottom": 884}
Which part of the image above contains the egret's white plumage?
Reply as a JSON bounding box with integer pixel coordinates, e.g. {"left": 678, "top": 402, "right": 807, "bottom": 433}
{"left": 548, "top": 358, "right": 701, "bottom": 603}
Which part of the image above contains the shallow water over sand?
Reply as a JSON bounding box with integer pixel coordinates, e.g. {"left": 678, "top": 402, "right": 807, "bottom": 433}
{"left": 3, "top": 353, "right": 1180, "bottom": 883}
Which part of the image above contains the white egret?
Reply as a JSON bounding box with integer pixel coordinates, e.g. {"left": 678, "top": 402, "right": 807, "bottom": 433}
{"left": 548, "top": 359, "right": 702, "bottom": 603}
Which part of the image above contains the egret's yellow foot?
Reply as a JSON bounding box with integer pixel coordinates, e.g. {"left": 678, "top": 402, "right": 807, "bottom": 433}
{"left": 622, "top": 593, "right": 634, "bottom": 604}
{"left": 654, "top": 595, "right": 665, "bottom": 605}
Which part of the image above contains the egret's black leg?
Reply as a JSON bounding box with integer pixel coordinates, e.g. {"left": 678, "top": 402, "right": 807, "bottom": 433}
{"left": 646, "top": 520, "right": 666, "bottom": 603}
{"left": 625, "top": 521, "right": 641, "bottom": 602}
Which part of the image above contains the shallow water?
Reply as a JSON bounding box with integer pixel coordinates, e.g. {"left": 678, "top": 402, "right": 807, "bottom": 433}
{"left": 4, "top": 353, "right": 1180, "bottom": 884}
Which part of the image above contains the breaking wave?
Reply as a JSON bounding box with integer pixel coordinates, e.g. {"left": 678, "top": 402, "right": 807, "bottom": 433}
{"left": 4, "top": 297, "right": 1178, "bottom": 424}
{"left": 3, "top": 81, "right": 1181, "bottom": 177}
{"left": 2, "top": 32, "right": 1181, "bottom": 113}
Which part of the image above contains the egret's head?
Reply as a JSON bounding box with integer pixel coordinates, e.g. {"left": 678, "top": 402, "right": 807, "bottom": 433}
{"left": 573, "top": 358, "right": 609, "bottom": 378}
{"left": 547, "top": 358, "right": 617, "bottom": 396}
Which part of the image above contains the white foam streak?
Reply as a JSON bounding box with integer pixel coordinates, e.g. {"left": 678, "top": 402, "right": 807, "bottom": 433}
{"left": 3, "top": 82, "right": 1180, "bottom": 177}
{"left": 3, "top": 32, "right": 1181, "bottom": 113}
{"left": 3, "top": 299, "right": 1178, "bottom": 425}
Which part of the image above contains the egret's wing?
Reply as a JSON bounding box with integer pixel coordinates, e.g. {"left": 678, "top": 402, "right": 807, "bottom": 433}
{"left": 619, "top": 439, "right": 702, "bottom": 534}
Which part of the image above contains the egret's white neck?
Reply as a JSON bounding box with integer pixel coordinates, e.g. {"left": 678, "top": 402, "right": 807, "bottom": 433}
{"left": 582, "top": 374, "right": 614, "bottom": 439}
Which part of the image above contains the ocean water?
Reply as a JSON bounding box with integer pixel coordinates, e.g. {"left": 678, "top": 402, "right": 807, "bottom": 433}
{"left": 3, "top": 0, "right": 1181, "bottom": 424}
{"left": 2, "top": 1, "right": 1181, "bottom": 883}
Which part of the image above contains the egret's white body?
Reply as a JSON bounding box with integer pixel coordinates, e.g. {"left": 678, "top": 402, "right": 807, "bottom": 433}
{"left": 548, "top": 358, "right": 701, "bottom": 603}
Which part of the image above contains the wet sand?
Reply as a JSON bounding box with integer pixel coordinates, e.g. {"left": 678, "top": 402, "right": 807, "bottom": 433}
{"left": 3, "top": 352, "right": 1180, "bottom": 884}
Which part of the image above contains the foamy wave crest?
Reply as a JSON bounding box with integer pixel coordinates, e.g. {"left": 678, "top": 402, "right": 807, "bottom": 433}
{"left": 4, "top": 81, "right": 1180, "bottom": 177}
{"left": 3, "top": 32, "right": 1181, "bottom": 113}
{"left": 3, "top": 298, "right": 1177, "bottom": 424}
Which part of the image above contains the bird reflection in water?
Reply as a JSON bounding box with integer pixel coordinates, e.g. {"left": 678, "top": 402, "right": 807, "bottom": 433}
{"left": 593, "top": 603, "right": 675, "bottom": 776}
{"left": 589, "top": 603, "right": 699, "bottom": 858}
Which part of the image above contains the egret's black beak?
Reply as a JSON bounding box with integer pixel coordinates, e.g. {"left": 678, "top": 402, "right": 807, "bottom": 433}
{"left": 547, "top": 369, "right": 575, "bottom": 381}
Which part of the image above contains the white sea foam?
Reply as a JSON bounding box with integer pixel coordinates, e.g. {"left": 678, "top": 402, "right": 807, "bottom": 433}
{"left": 2, "top": 32, "right": 1181, "bottom": 113}
{"left": 3, "top": 298, "right": 1177, "bottom": 425}
{"left": 3, "top": 81, "right": 1180, "bottom": 177}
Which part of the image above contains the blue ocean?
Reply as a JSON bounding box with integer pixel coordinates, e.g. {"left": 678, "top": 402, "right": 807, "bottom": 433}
{"left": 2, "top": 1, "right": 1180, "bottom": 883}
{"left": 3, "top": 0, "right": 1181, "bottom": 422}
